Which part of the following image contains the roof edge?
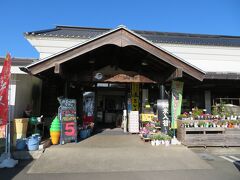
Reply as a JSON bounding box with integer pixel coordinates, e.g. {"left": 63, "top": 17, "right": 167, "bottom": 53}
{"left": 25, "top": 24, "right": 240, "bottom": 39}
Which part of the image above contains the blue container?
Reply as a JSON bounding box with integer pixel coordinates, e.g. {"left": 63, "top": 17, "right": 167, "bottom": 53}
{"left": 80, "top": 129, "right": 88, "bottom": 139}
{"left": 26, "top": 134, "right": 41, "bottom": 151}
{"left": 16, "top": 139, "right": 26, "bottom": 150}
{"left": 87, "top": 129, "right": 91, "bottom": 137}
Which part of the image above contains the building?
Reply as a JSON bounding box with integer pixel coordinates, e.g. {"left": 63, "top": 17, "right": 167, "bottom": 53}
{"left": 21, "top": 25, "right": 240, "bottom": 128}
{"left": 0, "top": 57, "right": 42, "bottom": 120}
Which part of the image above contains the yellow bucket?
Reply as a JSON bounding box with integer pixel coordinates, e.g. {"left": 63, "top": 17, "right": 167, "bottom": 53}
{"left": 13, "top": 118, "right": 29, "bottom": 134}
{"left": 13, "top": 118, "right": 29, "bottom": 146}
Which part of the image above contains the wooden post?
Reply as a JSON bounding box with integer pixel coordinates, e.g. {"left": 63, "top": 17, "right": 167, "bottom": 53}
{"left": 64, "top": 81, "right": 68, "bottom": 98}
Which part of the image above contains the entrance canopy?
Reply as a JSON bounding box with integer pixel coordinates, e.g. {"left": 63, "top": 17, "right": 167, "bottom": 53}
{"left": 22, "top": 26, "right": 205, "bottom": 82}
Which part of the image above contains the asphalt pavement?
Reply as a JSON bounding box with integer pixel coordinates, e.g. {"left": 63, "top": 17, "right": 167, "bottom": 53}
{"left": 0, "top": 129, "right": 239, "bottom": 180}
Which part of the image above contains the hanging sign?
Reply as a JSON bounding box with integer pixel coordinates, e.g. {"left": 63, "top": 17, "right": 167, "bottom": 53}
{"left": 157, "top": 100, "right": 169, "bottom": 134}
{"left": 131, "top": 83, "right": 139, "bottom": 111}
{"left": 131, "top": 83, "right": 139, "bottom": 97}
{"left": 171, "top": 81, "right": 184, "bottom": 129}
{"left": 59, "top": 98, "right": 77, "bottom": 144}
{"left": 131, "top": 97, "right": 139, "bottom": 111}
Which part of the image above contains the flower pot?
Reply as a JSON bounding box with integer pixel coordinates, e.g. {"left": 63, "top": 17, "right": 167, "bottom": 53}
{"left": 50, "top": 131, "right": 60, "bottom": 145}
{"left": 156, "top": 140, "right": 161, "bottom": 146}
{"left": 165, "top": 140, "right": 170, "bottom": 147}
{"left": 143, "top": 134, "right": 148, "bottom": 138}
{"left": 151, "top": 140, "right": 156, "bottom": 146}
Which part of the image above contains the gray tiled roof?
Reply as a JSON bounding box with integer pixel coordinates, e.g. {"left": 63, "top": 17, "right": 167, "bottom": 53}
{"left": 0, "top": 57, "right": 36, "bottom": 66}
{"left": 205, "top": 72, "right": 240, "bottom": 80}
{"left": 24, "top": 25, "right": 240, "bottom": 47}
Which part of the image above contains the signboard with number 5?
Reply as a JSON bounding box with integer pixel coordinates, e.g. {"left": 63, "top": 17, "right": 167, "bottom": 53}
{"left": 58, "top": 98, "right": 77, "bottom": 144}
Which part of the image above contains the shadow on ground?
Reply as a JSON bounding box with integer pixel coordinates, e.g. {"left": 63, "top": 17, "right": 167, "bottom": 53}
{"left": 233, "top": 161, "right": 240, "bottom": 171}
{"left": 0, "top": 159, "right": 33, "bottom": 180}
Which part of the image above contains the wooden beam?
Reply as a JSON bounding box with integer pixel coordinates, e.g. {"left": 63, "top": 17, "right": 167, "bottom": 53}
{"left": 27, "top": 27, "right": 205, "bottom": 81}
{"left": 120, "top": 30, "right": 204, "bottom": 81}
{"left": 165, "top": 68, "right": 183, "bottom": 82}
{"left": 54, "top": 63, "right": 61, "bottom": 74}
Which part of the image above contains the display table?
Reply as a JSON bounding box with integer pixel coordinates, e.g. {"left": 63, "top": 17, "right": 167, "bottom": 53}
{"left": 177, "top": 127, "right": 225, "bottom": 147}
{"left": 177, "top": 120, "right": 240, "bottom": 147}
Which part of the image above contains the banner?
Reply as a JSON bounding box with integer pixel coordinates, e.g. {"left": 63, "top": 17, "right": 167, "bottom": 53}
{"left": 171, "top": 80, "right": 184, "bottom": 129}
{"left": 131, "top": 83, "right": 139, "bottom": 111}
{"left": 0, "top": 125, "right": 6, "bottom": 138}
{"left": 157, "top": 100, "right": 169, "bottom": 134}
{"left": 0, "top": 54, "right": 11, "bottom": 126}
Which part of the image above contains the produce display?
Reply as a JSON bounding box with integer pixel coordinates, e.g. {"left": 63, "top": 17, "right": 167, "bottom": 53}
{"left": 177, "top": 105, "right": 240, "bottom": 147}
{"left": 139, "top": 121, "right": 180, "bottom": 146}
{"left": 178, "top": 106, "right": 240, "bottom": 129}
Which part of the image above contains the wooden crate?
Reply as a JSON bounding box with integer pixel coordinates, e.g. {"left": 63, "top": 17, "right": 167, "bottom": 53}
{"left": 225, "top": 128, "right": 240, "bottom": 146}
{"left": 177, "top": 124, "right": 226, "bottom": 147}
{"left": 177, "top": 120, "right": 240, "bottom": 147}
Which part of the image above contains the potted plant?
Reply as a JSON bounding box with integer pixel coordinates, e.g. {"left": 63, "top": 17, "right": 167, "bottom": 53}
{"left": 182, "top": 122, "right": 190, "bottom": 128}
{"left": 216, "top": 121, "right": 221, "bottom": 128}
{"left": 155, "top": 134, "right": 161, "bottom": 146}
{"left": 198, "top": 121, "right": 205, "bottom": 128}
{"left": 232, "top": 120, "right": 238, "bottom": 128}
{"left": 150, "top": 135, "right": 156, "bottom": 146}
{"left": 221, "top": 120, "right": 227, "bottom": 128}
{"left": 192, "top": 107, "right": 203, "bottom": 120}
{"left": 178, "top": 112, "right": 189, "bottom": 120}
{"left": 208, "top": 122, "right": 213, "bottom": 128}
{"left": 164, "top": 135, "right": 172, "bottom": 147}
{"left": 141, "top": 127, "right": 150, "bottom": 138}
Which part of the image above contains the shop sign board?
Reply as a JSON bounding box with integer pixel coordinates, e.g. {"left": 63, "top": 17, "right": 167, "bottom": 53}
{"left": 171, "top": 81, "right": 184, "bottom": 129}
{"left": 131, "top": 83, "right": 139, "bottom": 97}
{"left": 59, "top": 98, "right": 77, "bottom": 144}
{"left": 131, "top": 83, "right": 139, "bottom": 111}
{"left": 131, "top": 97, "right": 139, "bottom": 111}
{"left": 157, "top": 99, "right": 169, "bottom": 134}
{"left": 128, "top": 111, "right": 139, "bottom": 133}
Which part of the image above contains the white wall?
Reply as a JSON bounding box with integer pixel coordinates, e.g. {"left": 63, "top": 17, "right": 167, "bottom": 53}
{"left": 156, "top": 43, "right": 240, "bottom": 73}
{"left": 26, "top": 35, "right": 240, "bottom": 73}
{"left": 26, "top": 36, "right": 85, "bottom": 59}
{"left": 14, "top": 74, "right": 42, "bottom": 118}
{"left": 0, "top": 66, "right": 27, "bottom": 74}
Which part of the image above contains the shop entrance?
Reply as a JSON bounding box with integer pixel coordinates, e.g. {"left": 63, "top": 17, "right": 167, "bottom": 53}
{"left": 83, "top": 83, "right": 127, "bottom": 129}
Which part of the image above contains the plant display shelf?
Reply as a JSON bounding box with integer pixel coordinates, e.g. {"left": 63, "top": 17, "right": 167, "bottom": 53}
{"left": 177, "top": 126, "right": 240, "bottom": 147}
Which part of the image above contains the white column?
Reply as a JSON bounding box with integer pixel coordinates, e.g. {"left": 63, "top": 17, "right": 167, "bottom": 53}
{"left": 142, "top": 89, "right": 148, "bottom": 109}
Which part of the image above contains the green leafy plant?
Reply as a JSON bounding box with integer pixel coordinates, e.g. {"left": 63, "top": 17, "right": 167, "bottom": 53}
{"left": 212, "top": 105, "right": 218, "bottom": 116}
{"left": 155, "top": 121, "right": 160, "bottom": 127}
{"left": 198, "top": 121, "right": 205, "bottom": 127}
{"left": 178, "top": 114, "right": 188, "bottom": 119}
{"left": 192, "top": 107, "right": 203, "bottom": 118}
{"left": 163, "top": 135, "right": 172, "bottom": 141}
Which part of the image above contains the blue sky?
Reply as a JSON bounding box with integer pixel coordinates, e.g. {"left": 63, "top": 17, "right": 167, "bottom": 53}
{"left": 0, "top": 0, "right": 239, "bottom": 58}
